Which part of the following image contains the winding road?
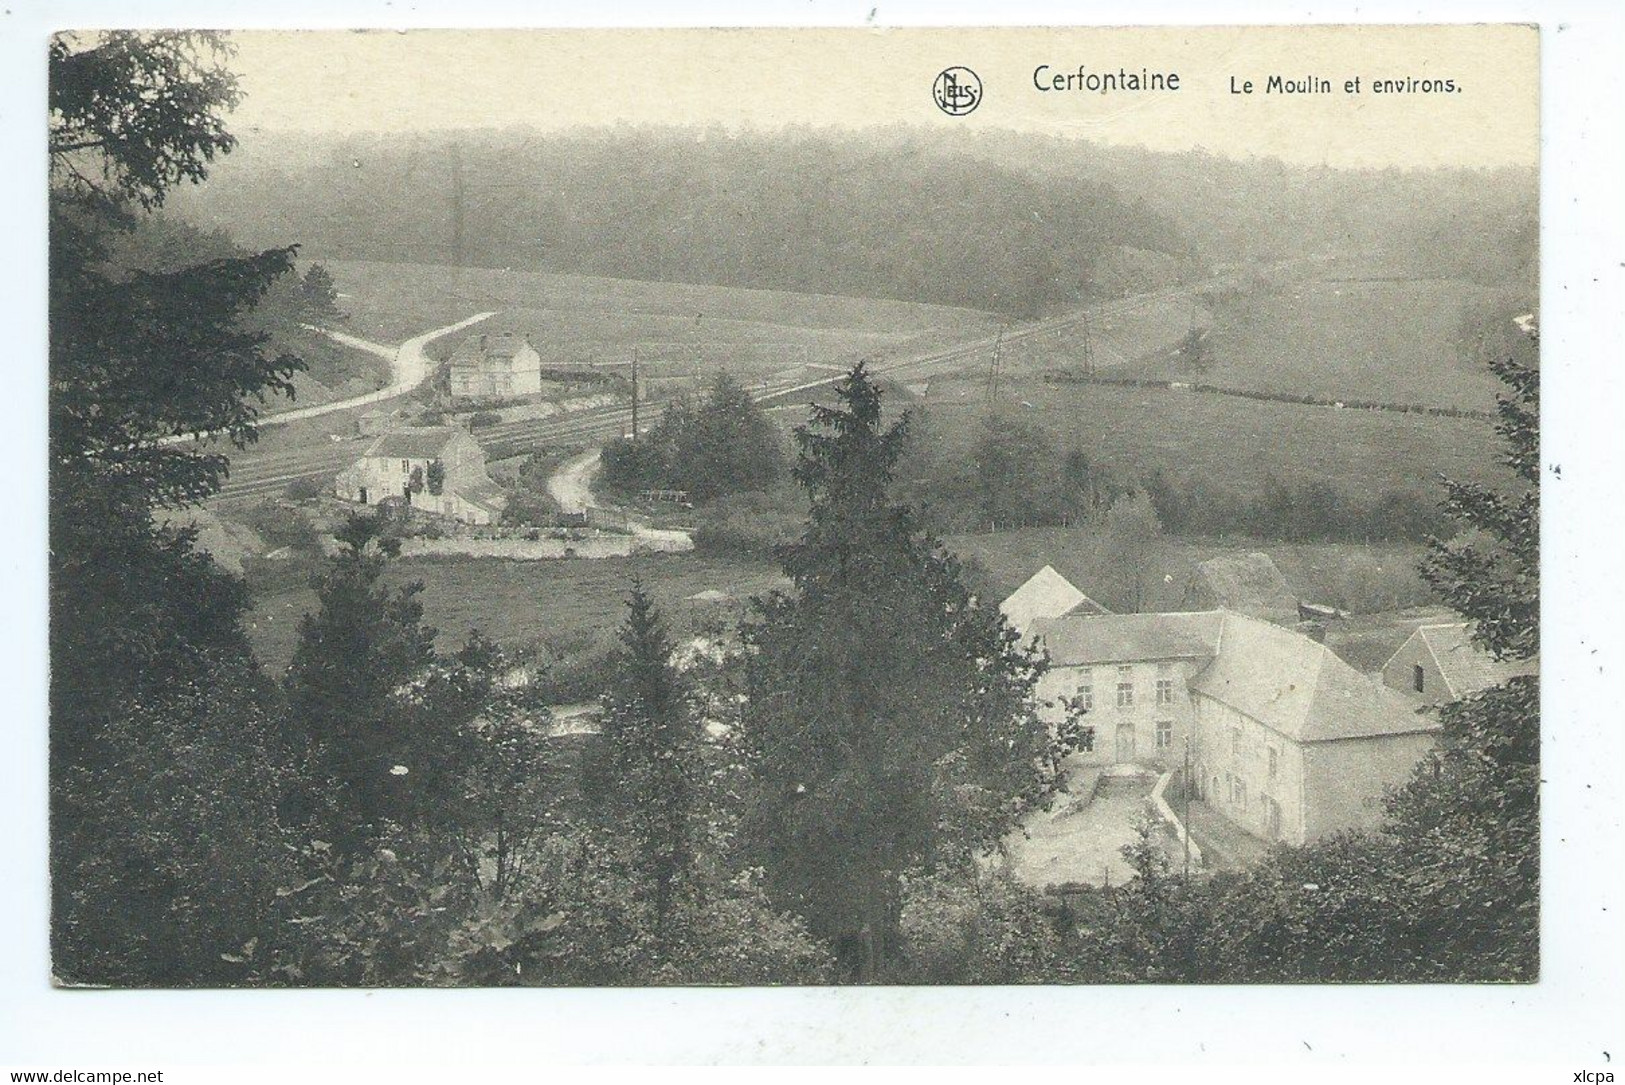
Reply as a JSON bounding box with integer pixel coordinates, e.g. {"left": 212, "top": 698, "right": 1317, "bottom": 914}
{"left": 265, "top": 312, "right": 496, "bottom": 426}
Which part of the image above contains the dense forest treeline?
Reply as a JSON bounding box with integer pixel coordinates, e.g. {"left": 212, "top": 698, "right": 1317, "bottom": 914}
{"left": 171, "top": 124, "right": 1535, "bottom": 317}
{"left": 170, "top": 128, "right": 1190, "bottom": 317}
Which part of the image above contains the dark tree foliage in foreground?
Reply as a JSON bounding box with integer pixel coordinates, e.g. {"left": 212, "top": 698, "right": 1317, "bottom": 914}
{"left": 48, "top": 31, "right": 310, "bottom": 986}
{"left": 283, "top": 514, "right": 439, "bottom": 835}
{"left": 739, "top": 364, "right": 1073, "bottom": 980}
{"left": 1421, "top": 343, "right": 1539, "bottom": 661}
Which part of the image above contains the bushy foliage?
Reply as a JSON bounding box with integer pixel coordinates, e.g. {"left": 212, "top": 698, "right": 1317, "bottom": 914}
{"left": 897, "top": 867, "right": 1072, "bottom": 984}
{"left": 48, "top": 31, "right": 311, "bottom": 986}
{"left": 601, "top": 370, "right": 785, "bottom": 502}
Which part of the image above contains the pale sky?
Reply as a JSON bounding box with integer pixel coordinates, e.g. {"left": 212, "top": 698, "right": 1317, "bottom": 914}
{"left": 222, "top": 25, "right": 1538, "bottom": 170}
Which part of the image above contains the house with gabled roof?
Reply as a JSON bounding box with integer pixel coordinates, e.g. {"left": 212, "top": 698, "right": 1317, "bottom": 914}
{"left": 1021, "top": 598, "right": 1438, "bottom": 846}
{"left": 333, "top": 426, "right": 507, "bottom": 525}
{"left": 1381, "top": 622, "right": 1539, "bottom": 707}
{"left": 1180, "top": 551, "right": 1299, "bottom": 625}
{"left": 1000, "top": 565, "right": 1111, "bottom": 634}
{"left": 448, "top": 332, "right": 542, "bottom": 399}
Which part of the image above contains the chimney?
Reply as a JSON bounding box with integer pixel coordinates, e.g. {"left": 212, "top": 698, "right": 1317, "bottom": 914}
{"left": 1295, "top": 620, "right": 1327, "bottom": 644}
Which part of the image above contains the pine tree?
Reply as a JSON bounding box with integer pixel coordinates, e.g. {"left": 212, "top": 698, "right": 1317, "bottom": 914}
{"left": 301, "top": 262, "right": 342, "bottom": 319}
{"left": 584, "top": 585, "right": 700, "bottom": 932}
{"left": 284, "top": 513, "right": 438, "bottom": 834}
{"left": 740, "top": 363, "right": 1061, "bottom": 980}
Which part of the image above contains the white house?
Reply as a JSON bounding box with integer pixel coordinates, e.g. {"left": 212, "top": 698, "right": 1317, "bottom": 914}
{"left": 447, "top": 333, "right": 542, "bottom": 399}
{"left": 333, "top": 426, "right": 507, "bottom": 525}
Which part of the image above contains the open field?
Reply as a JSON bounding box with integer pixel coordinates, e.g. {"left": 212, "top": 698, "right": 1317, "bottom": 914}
{"left": 318, "top": 258, "right": 1001, "bottom": 367}
{"left": 244, "top": 550, "right": 786, "bottom": 677}
{"left": 1095, "top": 275, "right": 1507, "bottom": 413}
{"left": 920, "top": 373, "right": 1508, "bottom": 498}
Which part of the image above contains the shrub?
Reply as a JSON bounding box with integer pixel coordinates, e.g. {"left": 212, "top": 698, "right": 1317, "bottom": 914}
{"left": 468, "top": 411, "right": 503, "bottom": 428}
{"left": 284, "top": 476, "right": 326, "bottom": 502}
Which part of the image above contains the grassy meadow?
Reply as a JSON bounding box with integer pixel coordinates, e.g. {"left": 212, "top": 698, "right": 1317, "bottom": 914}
{"left": 319, "top": 257, "right": 1000, "bottom": 365}
{"left": 244, "top": 549, "right": 787, "bottom": 679}
{"left": 915, "top": 373, "right": 1507, "bottom": 498}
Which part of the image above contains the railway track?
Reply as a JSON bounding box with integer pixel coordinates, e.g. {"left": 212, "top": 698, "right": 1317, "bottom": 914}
{"left": 207, "top": 278, "right": 1210, "bottom": 510}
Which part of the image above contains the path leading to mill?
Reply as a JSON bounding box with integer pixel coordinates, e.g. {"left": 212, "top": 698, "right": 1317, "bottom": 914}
{"left": 544, "top": 446, "right": 694, "bottom": 551}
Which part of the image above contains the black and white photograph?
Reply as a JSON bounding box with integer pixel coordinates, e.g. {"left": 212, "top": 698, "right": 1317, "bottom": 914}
{"left": 7, "top": 6, "right": 1624, "bottom": 1075}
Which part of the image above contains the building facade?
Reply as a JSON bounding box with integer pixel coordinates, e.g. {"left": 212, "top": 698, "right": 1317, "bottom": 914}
{"left": 1024, "top": 601, "right": 1439, "bottom": 846}
{"left": 333, "top": 427, "right": 507, "bottom": 525}
{"left": 447, "top": 333, "right": 542, "bottom": 399}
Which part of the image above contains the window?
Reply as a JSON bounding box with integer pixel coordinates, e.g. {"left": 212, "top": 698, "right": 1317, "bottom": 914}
{"left": 1156, "top": 719, "right": 1173, "bottom": 750}
{"left": 1156, "top": 678, "right": 1176, "bottom": 705}
{"left": 1116, "top": 666, "right": 1134, "bottom": 708}
{"left": 1267, "top": 746, "right": 1279, "bottom": 779}
{"left": 1078, "top": 726, "right": 1096, "bottom": 753}
{"left": 1233, "top": 777, "right": 1248, "bottom": 811}
{"left": 401, "top": 459, "right": 410, "bottom": 474}
{"left": 1265, "top": 796, "right": 1283, "bottom": 840}
{"left": 1076, "top": 668, "right": 1093, "bottom": 712}
{"left": 1230, "top": 727, "right": 1241, "bottom": 757}
{"left": 1413, "top": 663, "right": 1426, "bottom": 693}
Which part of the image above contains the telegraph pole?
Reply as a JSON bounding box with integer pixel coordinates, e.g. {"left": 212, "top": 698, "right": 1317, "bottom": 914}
{"left": 1081, "top": 312, "right": 1094, "bottom": 377}
{"left": 630, "top": 344, "right": 640, "bottom": 442}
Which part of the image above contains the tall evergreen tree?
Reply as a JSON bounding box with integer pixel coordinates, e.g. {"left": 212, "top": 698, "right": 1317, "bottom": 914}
{"left": 284, "top": 513, "right": 438, "bottom": 833}
{"left": 583, "top": 585, "right": 700, "bottom": 932}
{"left": 740, "top": 363, "right": 1066, "bottom": 980}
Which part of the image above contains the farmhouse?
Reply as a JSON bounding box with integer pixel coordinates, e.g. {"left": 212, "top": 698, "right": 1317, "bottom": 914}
{"left": 1025, "top": 605, "right": 1436, "bottom": 846}
{"left": 333, "top": 426, "right": 507, "bottom": 525}
{"left": 1382, "top": 622, "right": 1538, "bottom": 707}
{"left": 448, "top": 332, "right": 542, "bottom": 399}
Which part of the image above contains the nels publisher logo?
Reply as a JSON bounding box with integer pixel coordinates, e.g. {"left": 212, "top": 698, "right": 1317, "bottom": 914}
{"left": 933, "top": 67, "right": 982, "bottom": 116}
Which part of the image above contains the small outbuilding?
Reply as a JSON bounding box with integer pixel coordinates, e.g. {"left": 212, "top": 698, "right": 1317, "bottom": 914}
{"left": 1000, "top": 564, "right": 1111, "bottom": 635}
{"left": 1381, "top": 622, "right": 1539, "bottom": 706}
{"left": 1180, "top": 552, "right": 1299, "bottom": 624}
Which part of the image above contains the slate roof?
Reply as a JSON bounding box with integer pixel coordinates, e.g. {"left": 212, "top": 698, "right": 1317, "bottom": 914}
{"left": 1001, "top": 565, "right": 1110, "bottom": 632}
{"left": 1032, "top": 610, "right": 1225, "bottom": 666}
{"left": 1405, "top": 622, "right": 1539, "bottom": 699}
{"left": 363, "top": 427, "right": 466, "bottom": 459}
{"left": 1183, "top": 552, "right": 1298, "bottom": 620}
{"left": 1030, "top": 604, "right": 1432, "bottom": 743}
{"left": 451, "top": 333, "right": 533, "bottom": 363}
{"left": 1191, "top": 612, "right": 1434, "bottom": 742}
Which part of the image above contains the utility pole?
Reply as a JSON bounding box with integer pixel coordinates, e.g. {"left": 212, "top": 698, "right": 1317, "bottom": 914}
{"left": 629, "top": 344, "right": 640, "bottom": 442}
{"left": 1081, "top": 311, "right": 1094, "bottom": 377}
{"left": 450, "top": 141, "right": 466, "bottom": 265}
{"left": 986, "top": 327, "right": 1005, "bottom": 404}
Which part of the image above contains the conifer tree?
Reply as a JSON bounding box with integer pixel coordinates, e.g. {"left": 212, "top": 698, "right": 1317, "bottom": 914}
{"left": 285, "top": 513, "right": 438, "bottom": 833}
{"left": 740, "top": 363, "right": 1065, "bottom": 980}
{"left": 584, "top": 585, "right": 700, "bottom": 931}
